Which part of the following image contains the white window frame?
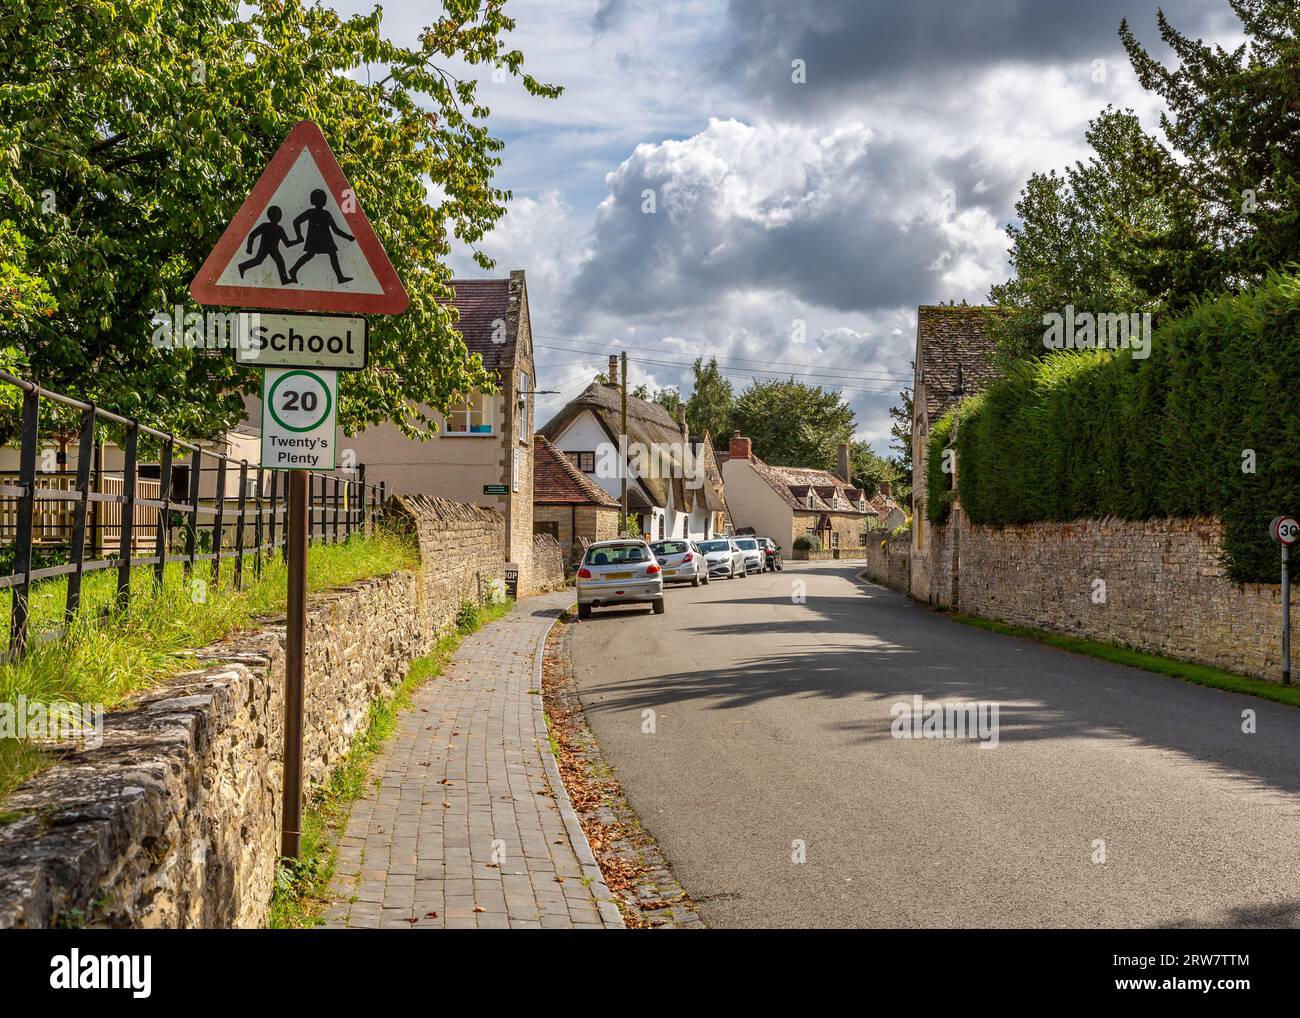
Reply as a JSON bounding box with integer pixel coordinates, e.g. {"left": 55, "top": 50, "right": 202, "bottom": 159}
{"left": 445, "top": 392, "right": 494, "bottom": 436}
{"left": 512, "top": 447, "right": 521, "bottom": 492}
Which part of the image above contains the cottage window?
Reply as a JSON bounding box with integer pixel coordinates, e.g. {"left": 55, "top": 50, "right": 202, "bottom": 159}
{"left": 831, "top": 532, "right": 840, "bottom": 548}
{"left": 565, "top": 450, "right": 596, "bottom": 473}
{"left": 447, "top": 392, "right": 493, "bottom": 435}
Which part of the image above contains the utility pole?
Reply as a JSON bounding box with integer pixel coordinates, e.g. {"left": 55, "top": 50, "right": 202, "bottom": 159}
{"left": 620, "top": 350, "right": 629, "bottom": 536}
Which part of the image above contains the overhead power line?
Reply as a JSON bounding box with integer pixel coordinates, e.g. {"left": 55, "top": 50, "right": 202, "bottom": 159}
{"left": 535, "top": 344, "right": 912, "bottom": 389}
{"left": 532, "top": 334, "right": 913, "bottom": 383}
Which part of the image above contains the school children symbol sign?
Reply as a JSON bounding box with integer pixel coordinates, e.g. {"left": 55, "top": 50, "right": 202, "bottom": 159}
{"left": 190, "top": 120, "right": 409, "bottom": 313}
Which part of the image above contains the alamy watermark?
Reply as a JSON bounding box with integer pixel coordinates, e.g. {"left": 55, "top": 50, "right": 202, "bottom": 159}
{"left": 596, "top": 436, "right": 705, "bottom": 490}
{"left": 891, "top": 694, "right": 1000, "bottom": 749}
{"left": 1042, "top": 305, "right": 1151, "bottom": 360}
{"left": 0, "top": 696, "right": 104, "bottom": 750}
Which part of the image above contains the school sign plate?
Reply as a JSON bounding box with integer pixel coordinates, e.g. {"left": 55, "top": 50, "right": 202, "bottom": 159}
{"left": 234, "top": 312, "right": 368, "bottom": 370}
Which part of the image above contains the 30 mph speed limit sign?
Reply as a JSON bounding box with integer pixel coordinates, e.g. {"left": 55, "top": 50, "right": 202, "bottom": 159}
{"left": 1269, "top": 515, "right": 1299, "bottom": 545}
{"left": 260, "top": 367, "right": 338, "bottom": 469}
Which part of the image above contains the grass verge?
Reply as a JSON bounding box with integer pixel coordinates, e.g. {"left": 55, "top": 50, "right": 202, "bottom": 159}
{"left": 0, "top": 532, "right": 420, "bottom": 801}
{"left": 950, "top": 612, "right": 1300, "bottom": 708}
{"left": 267, "top": 595, "right": 515, "bottom": 929}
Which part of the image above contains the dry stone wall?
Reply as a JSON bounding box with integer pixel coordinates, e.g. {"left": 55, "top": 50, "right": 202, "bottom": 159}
{"left": 529, "top": 533, "right": 565, "bottom": 593}
{"left": 862, "top": 530, "right": 911, "bottom": 592}
{"left": 925, "top": 512, "right": 1297, "bottom": 682}
{"left": 0, "top": 495, "right": 508, "bottom": 928}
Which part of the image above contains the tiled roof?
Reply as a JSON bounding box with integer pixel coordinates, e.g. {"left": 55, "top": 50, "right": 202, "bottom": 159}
{"left": 866, "top": 490, "right": 904, "bottom": 527}
{"left": 533, "top": 436, "right": 619, "bottom": 507}
{"left": 916, "top": 305, "right": 1001, "bottom": 420}
{"left": 750, "top": 459, "right": 869, "bottom": 515}
{"left": 450, "top": 277, "right": 516, "bottom": 374}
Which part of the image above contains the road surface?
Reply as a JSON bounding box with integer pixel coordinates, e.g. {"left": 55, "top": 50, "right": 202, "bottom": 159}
{"left": 569, "top": 561, "right": 1300, "bottom": 928}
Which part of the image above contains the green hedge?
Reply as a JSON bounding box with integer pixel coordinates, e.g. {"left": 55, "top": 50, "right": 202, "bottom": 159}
{"left": 925, "top": 412, "right": 957, "bottom": 527}
{"left": 928, "top": 271, "right": 1300, "bottom": 582}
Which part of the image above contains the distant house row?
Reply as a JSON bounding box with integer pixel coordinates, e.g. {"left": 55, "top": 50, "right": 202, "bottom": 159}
{"left": 4, "top": 267, "right": 920, "bottom": 579}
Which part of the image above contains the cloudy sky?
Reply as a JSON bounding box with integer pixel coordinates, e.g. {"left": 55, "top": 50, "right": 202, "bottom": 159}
{"left": 339, "top": 0, "right": 1237, "bottom": 454}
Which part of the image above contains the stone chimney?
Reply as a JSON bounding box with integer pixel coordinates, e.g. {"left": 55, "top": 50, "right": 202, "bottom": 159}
{"left": 676, "top": 404, "right": 689, "bottom": 444}
{"left": 728, "top": 431, "right": 752, "bottom": 461}
{"left": 608, "top": 354, "right": 619, "bottom": 386}
{"left": 837, "top": 442, "right": 851, "bottom": 484}
{"left": 878, "top": 480, "right": 890, "bottom": 497}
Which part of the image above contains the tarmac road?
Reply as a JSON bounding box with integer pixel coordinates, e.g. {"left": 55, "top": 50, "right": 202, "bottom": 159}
{"left": 569, "top": 561, "right": 1300, "bottom": 928}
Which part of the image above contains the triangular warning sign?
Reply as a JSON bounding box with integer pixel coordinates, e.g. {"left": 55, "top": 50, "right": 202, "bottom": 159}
{"left": 190, "top": 121, "right": 408, "bottom": 314}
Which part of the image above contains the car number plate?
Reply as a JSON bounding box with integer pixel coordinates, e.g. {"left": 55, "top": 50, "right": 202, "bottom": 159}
{"left": 606, "top": 571, "right": 634, "bottom": 580}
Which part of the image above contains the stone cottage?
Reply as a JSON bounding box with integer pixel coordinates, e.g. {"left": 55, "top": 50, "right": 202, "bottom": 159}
{"left": 346, "top": 270, "right": 539, "bottom": 589}
{"left": 721, "top": 435, "right": 897, "bottom": 555}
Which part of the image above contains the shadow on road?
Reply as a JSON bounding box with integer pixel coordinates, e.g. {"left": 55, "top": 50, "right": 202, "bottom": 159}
{"left": 577, "top": 562, "right": 1300, "bottom": 800}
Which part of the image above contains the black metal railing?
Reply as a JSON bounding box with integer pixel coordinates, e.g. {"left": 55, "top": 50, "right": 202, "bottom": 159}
{"left": 0, "top": 370, "right": 386, "bottom": 661}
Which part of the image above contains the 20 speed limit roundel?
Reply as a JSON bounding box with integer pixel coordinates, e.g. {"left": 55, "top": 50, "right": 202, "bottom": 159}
{"left": 267, "top": 370, "right": 333, "bottom": 433}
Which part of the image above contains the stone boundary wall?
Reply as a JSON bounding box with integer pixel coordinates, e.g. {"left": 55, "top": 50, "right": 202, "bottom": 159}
{"left": 862, "top": 530, "right": 911, "bottom": 592}
{"left": 0, "top": 496, "right": 507, "bottom": 928}
{"left": 932, "top": 513, "right": 1297, "bottom": 683}
{"left": 529, "top": 533, "right": 565, "bottom": 593}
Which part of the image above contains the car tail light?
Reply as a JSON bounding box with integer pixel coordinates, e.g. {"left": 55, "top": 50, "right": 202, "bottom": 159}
{"left": 682, "top": 552, "right": 693, "bottom": 561}
{"left": 646, "top": 563, "right": 661, "bottom": 574}
{"left": 577, "top": 568, "right": 592, "bottom": 578}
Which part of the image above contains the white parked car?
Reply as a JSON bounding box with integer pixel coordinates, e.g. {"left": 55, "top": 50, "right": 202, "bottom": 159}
{"left": 734, "top": 536, "right": 766, "bottom": 574}
{"left": 576, "top": 539, "right": 665, "bottom": 619}
{"left": 697, "top": 538, "right": 747, "bottom": 579}
{"left": 650, "top": 539, "right": 708, "bottom": 587}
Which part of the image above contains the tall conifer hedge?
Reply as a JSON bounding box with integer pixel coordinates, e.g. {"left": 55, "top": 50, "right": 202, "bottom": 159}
{"left": 927, "top": 271, "right": 1300, "bottom": 583}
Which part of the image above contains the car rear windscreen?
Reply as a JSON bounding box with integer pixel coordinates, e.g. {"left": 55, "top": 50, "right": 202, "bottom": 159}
{"left": 585, "top": 544, "right": 650, "bottom": 565}
{"left": 651, "top": 541, "right": 690, "bottom": 555}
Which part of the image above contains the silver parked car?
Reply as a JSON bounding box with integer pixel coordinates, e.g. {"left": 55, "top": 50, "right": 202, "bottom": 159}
{"left": 697, "top": 538, "right": 747, "bottom": 579}
{"left": 576, "top": 539, "right": 665, "bottom": 619}
{"left": 650, "top": 539, "right": 708, "bottom": 587}
{"left": 734, "top": 536, "right": 765, "bottom": 574}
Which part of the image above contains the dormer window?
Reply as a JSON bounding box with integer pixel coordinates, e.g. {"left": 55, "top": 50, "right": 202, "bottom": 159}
{"left": 806, "top": 493, "right": 814, "bottom": 509}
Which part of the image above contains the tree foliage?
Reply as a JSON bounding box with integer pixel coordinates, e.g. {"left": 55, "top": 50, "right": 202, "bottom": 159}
{"left": 684, "top": 356, "right": 733, "bottom": 442}
{"left": 0, "top": 0, "right": 559, "bottom": 438}
{"left": 849, "top": 440, "right": 898, "bottom": 498}
{"left": 989, "top": 1, "right": 1300, "bottom": 362}
{"left": 886, "top": 369, "right": 914, "bottom": 503}
{"left": 731, "top": 378, "right": 854, "bottom": 471}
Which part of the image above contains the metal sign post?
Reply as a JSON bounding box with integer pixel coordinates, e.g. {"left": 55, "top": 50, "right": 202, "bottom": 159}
{"left": 282, "top": 470, "right": 309, "bottom": 856}
{"left": 1268, "top": 515, "right": 1298, "bottom": 685}
{"left": 191, "top": 120, "right": 407, "bottom": 859}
